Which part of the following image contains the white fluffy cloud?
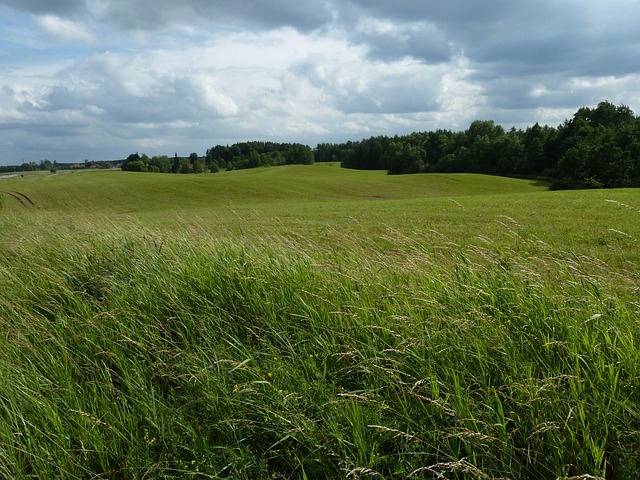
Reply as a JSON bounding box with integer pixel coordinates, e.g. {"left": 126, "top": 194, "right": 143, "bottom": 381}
{"left": 1, "top": 0, "right": 640, "bottom": 164}
{"left": 34, "top": 14, "right": 94, "bottom": 42}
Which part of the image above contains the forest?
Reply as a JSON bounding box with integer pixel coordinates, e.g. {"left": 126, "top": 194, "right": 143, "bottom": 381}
{"left": 321, "top": 101, "right": 640, "bottom": 189}
{"left": 5, "top": 101, "right": 640, "bottom": 190}
{"left": 121, "top": 101, "right": 639, "bottom": 190}
{"left": 120, "top": 142, "right": 314, "bottom": 174}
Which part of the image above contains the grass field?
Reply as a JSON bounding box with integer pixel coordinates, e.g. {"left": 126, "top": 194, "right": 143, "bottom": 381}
{"left": 1, "top": 165, "right": 639, "bottom": 479}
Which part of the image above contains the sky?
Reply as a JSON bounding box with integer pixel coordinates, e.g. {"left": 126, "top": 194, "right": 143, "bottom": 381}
{"left": 1, "top": 1, "right": 640, "bottom": 165}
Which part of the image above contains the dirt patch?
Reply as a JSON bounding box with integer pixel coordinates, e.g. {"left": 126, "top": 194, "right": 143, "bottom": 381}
{"left": 0, "top": 191, "right": 36, "bottom": 208}
{"left": 11, "top": 191, "right": 35, "bottom": 206}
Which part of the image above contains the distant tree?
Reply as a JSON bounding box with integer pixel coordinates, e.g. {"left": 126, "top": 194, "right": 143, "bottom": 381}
{"left": 549, "top": 103, "right": 640, "bottom": 188}
{"left": 204, "top": 141, "right": 314, "bottom": 170}
{"left": 589, "top": 101, "right": 635, "bottom": 127}
{"left": 494, "top": 130, "right": 525, "bottom": 174}
{"left": 121, "top": 153, "right": 145, "bottom": 171}
{"left": 192, "top": 159, "right": 205, "bottom": 174}
{"left": 40, "top": 159, "right": 53, "bottom": 171}
{"left": 246, "top": 150, "right": 262, "bottom": 168}
{"left": 206, "top": 146, "right": 229, "bottom": 171}
{"left": 150, "top": 155, "right": 171, "bottom": 173}
{"left": 423, "top": 130, "right": 454, "bottom": 169}
{"left": 122, "top": 160, "right": 147, "bottom": 172}
{"left": 385, "top": 142, "right": 426, "bottom": 174}
{"left": 466, "top": 120, "right": 504, "bottom": 143}
{"left": 285, "top": 144, "right": 314, "bottom": 165}
{"left": 172, "top": 153, "right": 181, "bottom": 173}
{"left": 345, "top": 136, "right": 388, "bottom": 169}
{"left": 314, "top": 143, "right": 342, "bottom": 162}
{"left": 264, "top": 151, "right": 285, "bottom": 166}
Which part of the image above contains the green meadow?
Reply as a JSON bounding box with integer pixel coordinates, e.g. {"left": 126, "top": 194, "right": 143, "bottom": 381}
{"left": 1, "top": 164, "right": 639, "bottom": 479}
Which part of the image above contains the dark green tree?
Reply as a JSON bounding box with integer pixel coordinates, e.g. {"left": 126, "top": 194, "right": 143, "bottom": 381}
{"left": 150, "top": 155, "right": 171, "bottom": 173}
{"left": 121, "top": 153, "right": 144, "bottom": 171}
{"left": 172, "top": 153, "right": 181, "bottom": 173}
{"left": 385, "top": 142, "right": 426, "bottom": 174}
{"left": 192, "top": 160, "right": 205, "bottom": 174}
{"left": 285, "top": 144, "right": 314, "bottom": 165}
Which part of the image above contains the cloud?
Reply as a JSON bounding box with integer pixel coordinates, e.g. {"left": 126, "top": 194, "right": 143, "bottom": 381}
{"left": 0, "top": 0, "right": 85, "bottom": 14}
{"left": 44, "top": 52, "right": 241, "bottom": 125}
{"left": 1, "top": 0, "right": 640, "bottom": 164}
{"left": 34, "top": 14, "right": 94, "bottom": 42}
{"left": 1, "top": 0, "right": 336, "bottom": 36}
{"left": 342, "top": 0, "right": 515, "bottom": 24}
{"left": 349, "top": 17, "right": 453, "bottom": 63}
{"left": 298, "top": 59, "right": 446, "bottom": 114}
{"left": 87, "top": 0, "right": 335, "bottom": 32}
{"left": 173, "top": 76, "right": 239, "bottom": 117}
{"left": 339, "top": 1, "right": 640, "bottom": 78}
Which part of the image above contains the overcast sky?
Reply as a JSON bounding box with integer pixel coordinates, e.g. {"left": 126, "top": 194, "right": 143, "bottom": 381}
{"left": 1, "top": 1, "right": 640, "bottom": 165}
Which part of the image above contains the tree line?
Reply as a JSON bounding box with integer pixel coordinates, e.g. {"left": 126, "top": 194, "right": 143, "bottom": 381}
{"left": 6, "top": 101, "right": 639, "bottom": 190}
{"left": 317, "top": 101, "right": 640, "bottom": 189}
{"left": 0, "top": 159, "right": 116, "bottom": 174}
{"left": 121, "top": 142, "right": 314, "bottom": 174}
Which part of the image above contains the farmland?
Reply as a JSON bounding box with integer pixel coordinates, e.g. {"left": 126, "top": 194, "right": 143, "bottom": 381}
{"left": 1, "top": 165, "right": 639, "bottom": 479}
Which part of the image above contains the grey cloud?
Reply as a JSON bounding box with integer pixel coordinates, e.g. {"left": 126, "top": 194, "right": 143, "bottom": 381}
{"left": 0, "top": 0, "right": 85, "bottom": 14}
{"left": 477, "top": 76, "right": 588, "bottom": 111}
{"left": 6, "top": 0, "right": 640, "bottom": 79}
{"left": 339, "top": 90, "right": 440, "bottom": 115}
{"left": 9, "top": 0, "right": 639, "bottom": 80}
{"left": 341, "top": 0, "right": 516, "bottom": 25}
{"left": 352, "top": 20, "right": 453, "bottom": 63}
{"left": 93, "top": 0, "right": 333, "bottom": 31}
{"left": 298, "top": 62, "right": 442, "bottom": 115}
{"left": 460, "top": 16, "right": 639, "bottom": 78}
{"left": 3, "top": 0, "right": 640, "bottom": 165}
{"left": 337, "top": 79, "right": 440, "bottom": 115}
{"left": 1, "top": 0, "right": 334, "bottom": 31}
{"left": 43, "top": 55, "right": 238, "bottom": 126}
{"left": 0, "top": 52, "right": 241, "bottom": 162}
{"left": 341, "top": 1, "right": 640, "bottom": 78}
{"left": 353, "top": 1, "right": 640, "bottom": 117}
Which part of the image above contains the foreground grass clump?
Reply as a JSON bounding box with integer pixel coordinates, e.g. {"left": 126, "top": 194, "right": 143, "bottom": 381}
{"left": 1, "top": 223, "right": 639, "bottom": 479}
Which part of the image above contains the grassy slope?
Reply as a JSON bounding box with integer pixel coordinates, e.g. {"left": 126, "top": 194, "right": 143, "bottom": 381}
{"left": 2, "top": 164, "right": 637, "bottom": 265}
{"left": 1, "top": 164, "right": 547, "bottom": 212}
{"left": 1, "top": 165, "right": 640, "bottom": 479}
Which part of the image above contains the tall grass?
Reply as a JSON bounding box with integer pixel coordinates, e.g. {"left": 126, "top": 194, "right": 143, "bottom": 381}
{"left": 1, "top": 216, "right": 639, "bottom": 479}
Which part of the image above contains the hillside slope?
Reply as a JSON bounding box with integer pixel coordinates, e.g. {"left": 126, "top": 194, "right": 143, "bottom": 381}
{"left": 0, "top": 164, "right": 547, "bottom": 215}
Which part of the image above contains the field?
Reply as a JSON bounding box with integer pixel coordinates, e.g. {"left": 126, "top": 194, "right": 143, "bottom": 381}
{"left": 1, "top": 165, "right": 639, "bottom": 479}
